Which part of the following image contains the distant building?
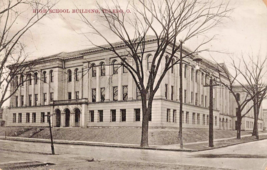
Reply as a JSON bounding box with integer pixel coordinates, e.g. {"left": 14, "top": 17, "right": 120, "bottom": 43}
{"left": 5, "top": 37, "right": 263, "bottom": 130}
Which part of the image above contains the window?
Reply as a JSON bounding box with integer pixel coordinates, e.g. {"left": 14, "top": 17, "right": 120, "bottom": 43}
{"left": 203, "top": 114, "right": 205, "bottom": 125}
{"left": 32, "top": 113, "right": 36, "bottom": 123}
{"left": 192, "top": 113, "right": 196, "bottom": 124}
{"left": 207, "top": 115, "right": 209, "bottom": 125}
{"left": 215, "top": 116, "right": 217, "bottom": 126}
{"left": 171, "top": 86, "right": 174, "bottom": 100}
{"left": 15, "top": 76, "right": 18, "bottom": 86}
{"left": 113, "top": 86, "right": 118, "bottom": 101}
{"left": 13, "top": 113, "right": 16, "bottom": 123}
{"left": 15, "top": 96, "right": 18, "bottom": 107}
{"left": 184, "top": 90, "right": 186, "bottom": 103}
{"left": 50, "top": 92, "right": 54, "bottom": 101}
{"left": 67, "top": 69, "right": 72, "bottom": 82}
{"left": 165, "top": 84, "right": 168, "bottom": 99}
{"left": 89, "top": 110, "right": 94, "bottom": 122}
{"left": 28, "top": 74, "right": 32, "bottom": 85}
{"left": 21, "top": 95, "right": 24, "bottom": 106}
{"left": 47, "top": 112, "right": 51, "bottom": 122}
{"left": 113, "top": 60, "right": 119, "bottom": 74}
{"left": 121, "top": 109, "right": 126, "bottom": 122}
{"left": 147, "top": 54, "right": 152, "bottom": 71}
{"left": 18, "top": 113, "right": 22, "bottom": 123}
{"left": 186, "top": 112, "right": 189, "bottom": 124}
{"left": 92, "top": 89, "right": 96, "bottom": 102}
{"left": 75, "top": 68, "right": 78, "bottom": 81}
{"left": 35, "top": 94, "right": 38, "bottom": 106}
{"left": 184, "top": 65, "right": 187, "bottom": 78}
{"left": 75, "top": 91, "right": 79, "bottom": 99}
{"left": 43, "top": 71, "right": 47, "bottom": 83}
{"left": 91, "top": 64, "right": 96, "bottom": 77}
{"left": 136, "top": 87, "right": 141, "bottom": 100}
{"left": 43, "top": 93, "right": 47, "bottom": 103}
{"left": 173, "top": 110, "right": 176, "bottom": 123}
{"left": 191, "top": 92, "right": 194, "bottom": 104}
{"left": 167, "top": 109, "right": 170, "bottom": 122}
{"left": 191, "top": 68, "right": 194, "bottom": 81}
{"left": 123, "top": 86, "right": 128, "bottom": 101}
{"left": 111, "top": 110, "right": 116, "bottom": 122}
{"left": 34, "top": 73, "right": 38, "bottom": 84}
{"left": 101, "top": 88, "right": 105, "bottom": 102}
{"left": 68, "top": 92, "right": 72, "bottom": 100}
{"left": 100, "top": 62, "right": 105, "bottom": 76}
{"left": 50, "top": 70, "right": 53, "bottom": 82}
{"left": 26, "top": 113, "right": 30, "bottom": 123}
{"left": 20, "top": 75, "right": 24, "bottom": 86}
{"left": 195, "top": 93, "right": 198, "bottom": 105}
{"left": 135, "top": 109, "right": 141, "bottom": 121}
{"left": 98, "top": 110, "right": 103, "bottom": 122}
{"left": 29, "top": 95, "right": 32, "bottom": 106}
{"left": 41, "top": 112, "right": 45, "bottom": 123}
{"left": 197, "top": 113, "right": 200, "bottom": 124}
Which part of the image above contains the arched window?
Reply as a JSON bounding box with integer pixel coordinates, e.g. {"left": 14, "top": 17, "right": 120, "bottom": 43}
{"left": 147, "top": 54, "right": 152, "bottom": 71}
{"left": 34, "top": 72, "right": 38, "bottom": 84}
{"left": 43, "top": 71, "right": 47, "bottom": 83}
{"left": 20, "top": 75, "right": 24, "bottom": 86}
{"left": 191, "top": 68, "right": 194, "bottom": 81}
{"left": 91, "top": 64, "right": 96, "bottom": 77}
{"left": 165, "top": 56, "right": 169, "bottom": 67}
{"left": 28, "top": 74, "right": 32, "bottom": 85}
{"left": 50, "top": 70, "right": 53, "bottom": 82}
{"left": 15, "top": 76, "right": 18, "bottom": 86}
{"left": 67, "top": 69, "right": 72, "bottom": 82}
{"left": 171, "top": 59, "right": 175, "bottom": 73}
{"left": 100, "top": 62, "right": 105, "bottom": 76}
{"left": 113, "top": 60, "right": 119, "bottom": 74}
{"left": 75, "top": 68, "right": 78, "bottom": 81}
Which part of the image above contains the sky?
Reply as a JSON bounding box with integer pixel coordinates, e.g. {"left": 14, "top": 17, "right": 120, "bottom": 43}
{"left": 3, "top": 0, "right": 267, "bottom": 107}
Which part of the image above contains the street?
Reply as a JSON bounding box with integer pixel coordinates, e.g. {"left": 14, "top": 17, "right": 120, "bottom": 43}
{"left": 1, "top": 139, "right": 267, "bottom": 170}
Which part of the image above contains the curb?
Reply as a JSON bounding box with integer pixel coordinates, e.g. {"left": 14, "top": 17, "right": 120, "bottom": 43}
{"left": 0, "top": 136, "right": 195, "bottom": 152}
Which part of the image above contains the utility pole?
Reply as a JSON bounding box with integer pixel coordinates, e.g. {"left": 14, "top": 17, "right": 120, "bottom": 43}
{"left": 179, "top": 41, "right": 183, "bottom": 149}
{"left": 47, "top": 114, "right": 55, "bottom": 155}
{"left": 209, "top": 78, "right": 214, "bottom": 147}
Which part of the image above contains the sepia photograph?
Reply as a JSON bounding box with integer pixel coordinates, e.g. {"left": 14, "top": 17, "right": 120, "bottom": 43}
{"left": 0, "top": 0, "right": 267, "bottom": 169}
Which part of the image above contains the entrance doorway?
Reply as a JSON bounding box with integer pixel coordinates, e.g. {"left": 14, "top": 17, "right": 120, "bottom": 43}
{"left": 65, "top": 109, "right": 70, "bottom": 127}
{"left": 75, "top": 108, "right": 80, "bottom": 127}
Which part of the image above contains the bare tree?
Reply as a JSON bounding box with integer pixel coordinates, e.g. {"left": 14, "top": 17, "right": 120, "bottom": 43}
{"left": 79, "top": 0, "right": 230, "bottom": 147}
{"left": 217, "top": 57, "right": 263, "bottom": 139}
{"left": 0, "top": 0, "right": 55, "bottom": 108}
{"left": 232, "top": 55, "right": 267, "bottom": 139}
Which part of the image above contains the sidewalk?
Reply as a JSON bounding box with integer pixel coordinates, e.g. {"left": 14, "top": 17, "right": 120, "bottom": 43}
{"left": 1, "top": 133, "right": 266, "bottom": 152}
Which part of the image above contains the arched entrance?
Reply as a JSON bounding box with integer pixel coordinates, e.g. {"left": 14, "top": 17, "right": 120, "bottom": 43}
{"left": 74, "top": 108, "right": 80, "bottom": 127}
{"left": 65, "top": 108, "right": 70, "bottom": 127}
{"left": 55, "top": 109, "right": 61, "bottom": 127}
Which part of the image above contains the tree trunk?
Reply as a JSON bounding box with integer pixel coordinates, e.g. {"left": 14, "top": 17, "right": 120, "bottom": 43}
{"left": 252, "top": 104, "right": 257, "bottom": 136}
{"left": 140, "top": 94, "right": 149, "bottom": 147}
{"left": 236, "top": 109, "right": 242, "bottom": 139}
